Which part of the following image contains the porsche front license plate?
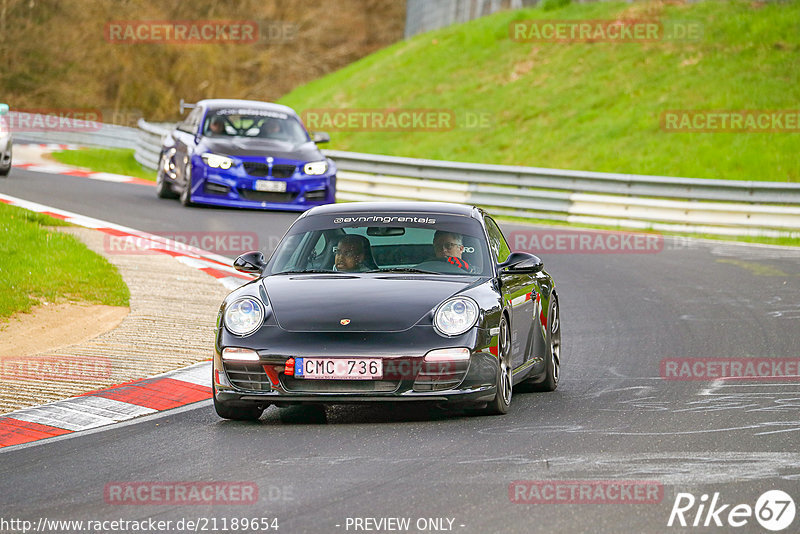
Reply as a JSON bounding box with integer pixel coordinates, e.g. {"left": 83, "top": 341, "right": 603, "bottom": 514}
{"left": 255, "top": 180, "right": 287, "bottom": 192}
{"left": 295, "top": 358, "right": 383, "bottom": 380}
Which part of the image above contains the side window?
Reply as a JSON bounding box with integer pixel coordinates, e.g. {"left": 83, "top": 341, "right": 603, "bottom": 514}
{"left": 178, "top": 108, "right": 202, "bottom": 134}
{"left": 484, "top": 217, "right": 511, "bottom": 263}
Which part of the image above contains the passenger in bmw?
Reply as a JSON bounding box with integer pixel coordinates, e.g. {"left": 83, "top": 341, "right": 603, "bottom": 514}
{"left": 432, "top": 230, "right": 470, "bottom": 271}
{"left": 262, "top": 118, "right": 283, "bottom": 139}
{"left": 333, "top": 234, "right": 372, "bottom": 272}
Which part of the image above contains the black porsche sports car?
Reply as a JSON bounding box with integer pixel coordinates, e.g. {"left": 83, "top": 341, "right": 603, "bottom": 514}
{"left": 156, "top": 99, "right": 336, "bottom": 210}
{"left": 213, "top": 202, "right": 561, "bottom": 419}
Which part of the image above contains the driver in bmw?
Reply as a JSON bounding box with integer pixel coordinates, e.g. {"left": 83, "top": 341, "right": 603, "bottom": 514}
{"left": 209, "top": 117, "right": 226, "bottom": 135}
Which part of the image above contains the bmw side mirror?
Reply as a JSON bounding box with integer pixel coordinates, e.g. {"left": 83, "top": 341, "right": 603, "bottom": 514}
{"left": 499, "top": 252, "right": 543, "bottom": 274}
{"left": 234, "top": 251, "right": 267, "bottom": 274}
{"left": 312, "top": 131, "right": 330, "bottom": 144}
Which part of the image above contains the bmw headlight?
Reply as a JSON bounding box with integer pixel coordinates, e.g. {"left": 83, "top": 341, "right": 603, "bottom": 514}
{"left": 223, "top": 297, "right": 265, "bottom": 336}
{"left": 303, "top": 160, "right": 328, "bottom": 175}
{"left": 434, "top": 297, "right": 479, "bottom": 337}
{"left": 202, "top": 152, "right": 235, "bottom": 170}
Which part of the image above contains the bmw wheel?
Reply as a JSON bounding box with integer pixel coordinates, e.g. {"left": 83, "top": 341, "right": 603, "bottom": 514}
{"left": 179, "top": 162, "right": 193, "bottom": 206}
{"left": 156, "top": 153, "right": 178, "bottom": 199}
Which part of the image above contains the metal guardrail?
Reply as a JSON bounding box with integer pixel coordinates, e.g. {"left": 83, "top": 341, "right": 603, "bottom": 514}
{"left": 134, "top": 119, "right": 172, "bottom": 170}
{"left": 324, "top": 150, "right": 800, "bottom": 237}
{"left": 15, "top": 114, "right": 798, "bottom": 238}
{"left": 9, "top": 112, "right": 140, "bottom": 149}
{"left": 131, "top": 120, "right": 798, "bottom": 237}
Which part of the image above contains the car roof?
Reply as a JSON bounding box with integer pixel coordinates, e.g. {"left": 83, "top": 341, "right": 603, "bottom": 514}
{"left": 198, "top": 99, "right": 299, "bottom": 117}
{"left": 302, "top": 201, "right": 483, "bottom": 219}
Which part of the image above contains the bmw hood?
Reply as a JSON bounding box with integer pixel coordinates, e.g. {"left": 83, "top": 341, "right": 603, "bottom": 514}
{"left": 262, "top": 275, "right": 473, "bottom": 332}
{"left": 201, "top": 138, "right": 322, "bottom": 161}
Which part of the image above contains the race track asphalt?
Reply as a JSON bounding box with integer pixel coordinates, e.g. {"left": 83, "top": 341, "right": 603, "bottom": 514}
{"left": 2, "top": 167, "right": 799, "bottom": 533}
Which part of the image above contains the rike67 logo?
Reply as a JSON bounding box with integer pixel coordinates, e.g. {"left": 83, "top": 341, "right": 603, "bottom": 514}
{"left": 668, "top": 490, "right": 796, "bottom": 531}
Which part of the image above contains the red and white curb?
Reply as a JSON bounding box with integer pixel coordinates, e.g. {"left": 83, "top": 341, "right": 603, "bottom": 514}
{"left": 11, "top": 143, "right": 155, "bottom": 186}
{"left": 0, "top": 362, "right": 211, "bottom": 449}
{"left": 0, "top": 193, "right": 256, "bottom": 290}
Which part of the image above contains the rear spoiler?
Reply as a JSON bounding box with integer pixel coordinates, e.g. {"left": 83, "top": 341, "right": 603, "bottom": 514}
{"left": 179, "top": 99, "right": 196, "bottom": 114}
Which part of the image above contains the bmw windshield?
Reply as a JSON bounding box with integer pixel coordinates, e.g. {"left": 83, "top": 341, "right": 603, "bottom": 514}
{"left": 203, "top": 108, "right": 309, "bottom": 144}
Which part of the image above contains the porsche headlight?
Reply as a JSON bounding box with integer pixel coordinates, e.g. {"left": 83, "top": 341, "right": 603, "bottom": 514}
{"left": 434, "top": 297, "right": 479, "bottom": 337}
{"left": 202, "top": 152, "right": 235, "bottom": 170}
{"left": 303, "top": 160, "right": 328, "bottom": 175}
{"left": 223, "top": 297, "right": 265, "bottom": 336}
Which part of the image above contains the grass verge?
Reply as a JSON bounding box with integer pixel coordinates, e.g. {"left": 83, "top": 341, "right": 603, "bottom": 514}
{"left": 0, "top": 202, "right": 130, "bottom": 320}
{"left": 280, "top": 0, "right": 800, "bottom": 182}
{"left": 50, "top": 147, "right": 156, "bottom": 181}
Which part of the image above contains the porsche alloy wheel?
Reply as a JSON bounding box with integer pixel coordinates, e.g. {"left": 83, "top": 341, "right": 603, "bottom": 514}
{"left": 484, "top": 315, "right": 512, "bottom": 415}
{"left": 532, "top": 296, "right": 560, "bottom": 392}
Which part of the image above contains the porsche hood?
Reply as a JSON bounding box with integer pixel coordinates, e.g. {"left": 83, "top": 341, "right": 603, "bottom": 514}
{"left": 261, "top": 275, "right": 474, "bottom": 332}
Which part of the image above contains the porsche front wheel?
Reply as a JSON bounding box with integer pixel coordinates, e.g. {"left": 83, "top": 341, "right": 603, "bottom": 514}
{"left": 484, "top": 315, "right": 512, "bottom": 415}
{"left": 531, "top": 295, "right": 560, "bottom": 392}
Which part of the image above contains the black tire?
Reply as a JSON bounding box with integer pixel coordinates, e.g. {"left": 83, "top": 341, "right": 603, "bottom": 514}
{"left": 156, "top": 154, "right": 178, "bottom": 198}
{"left": 156, "top": 171, "right": 178, "bottom": 199}
{"left": 530, "top": 295, "right": 560, "bottom": 392}
{"left": 213, "top": 394, "right": 264, "bottom": 421}
{"left": 179, "top": 162, "right": 193, "bottom": 206}
{"left": 0, "top": 151, "right": 9, "bottom": 176}
{"left": 483, "top": 315, "right": 512, "bottom": 415}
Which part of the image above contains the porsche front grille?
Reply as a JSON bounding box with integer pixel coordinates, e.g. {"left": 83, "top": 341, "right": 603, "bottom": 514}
{"left": 223, "top": 362, "right": 271, "bottom": 392}
{"left": 412, "top": 360, "right": 470, "bottom": 392}
{"left": 281, "top": 377, "right": 400, "bottom": 393}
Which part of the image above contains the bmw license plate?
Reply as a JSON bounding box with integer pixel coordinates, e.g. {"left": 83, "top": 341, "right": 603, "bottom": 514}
{"left": 295, "top": 358, "right": 382, "bottom": 380}
{"left": 255, "top": 180, "right": 286, "bottom": 192}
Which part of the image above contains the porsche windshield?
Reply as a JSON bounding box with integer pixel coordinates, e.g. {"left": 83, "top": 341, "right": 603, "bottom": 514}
{"left": 267, "top": 214, "right": 492, "bottom": 276}
{"left": 203, "top": 109, "right": 309, "bottom": 143}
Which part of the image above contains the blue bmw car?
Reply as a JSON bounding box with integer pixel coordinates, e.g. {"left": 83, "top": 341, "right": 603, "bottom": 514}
{"left": 156, "top": 99, "right": 336, "bottom": 211}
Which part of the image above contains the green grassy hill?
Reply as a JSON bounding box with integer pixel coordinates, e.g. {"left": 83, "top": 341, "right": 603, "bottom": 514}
{"left": 280, "top": 0, "right": 800, "bottom": 182}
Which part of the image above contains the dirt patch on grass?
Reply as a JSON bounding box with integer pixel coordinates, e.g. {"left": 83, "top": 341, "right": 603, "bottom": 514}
{"left": 0, "top": 302, "right": 129, "bottom": 359}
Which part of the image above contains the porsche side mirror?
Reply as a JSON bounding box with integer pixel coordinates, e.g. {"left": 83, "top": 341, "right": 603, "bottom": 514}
{"left": 312, "top": 131, "right": 330, "bottom": 144}
{"left": 499, "top": 252, "right": 543, "bottom": 274}
{"left": 234, "top": 251, "right": 267, "bottom": 274}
